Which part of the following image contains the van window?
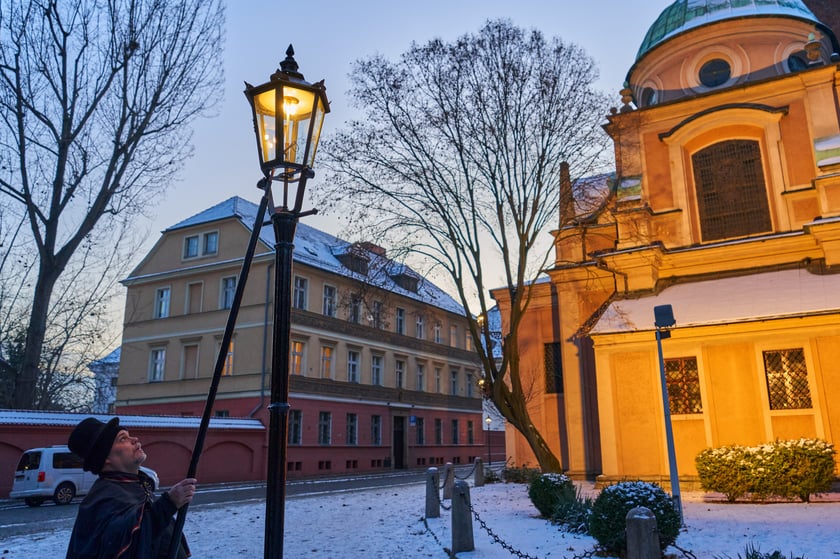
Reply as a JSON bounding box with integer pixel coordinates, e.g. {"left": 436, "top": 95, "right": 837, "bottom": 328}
{"left": 53, "top": 452, "right": 83, "bottom": 469}
{"left": 16, "top": 451, "right": 41, "bottom": 471}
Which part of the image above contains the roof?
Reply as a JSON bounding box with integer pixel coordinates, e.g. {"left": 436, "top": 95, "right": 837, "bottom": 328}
{"left": 0, "top": 409, "right": 264, "bottom": 430}
{"left": 89, "top": 347, "right": 121, "bottom": 367}
{"left": 590, "top": 268, "right": 840, "bottom": 334}
{"left": 165, "top": 196, "right": 466, "bottom": 315}
{"left": 637, "top": 0, "right": 820, "bottom": 62}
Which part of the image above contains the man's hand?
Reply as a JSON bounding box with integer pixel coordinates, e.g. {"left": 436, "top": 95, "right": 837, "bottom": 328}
{"left": 167, "top": 478, "right": 197, "bottom": 509}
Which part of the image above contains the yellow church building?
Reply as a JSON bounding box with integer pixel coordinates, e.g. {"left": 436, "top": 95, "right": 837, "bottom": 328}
{"left": 496, "top": 0, "right": 840, "bottom": 485}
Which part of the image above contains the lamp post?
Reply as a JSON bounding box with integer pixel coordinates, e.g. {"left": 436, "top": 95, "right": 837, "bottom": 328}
{"left": 653, "top": 304, "right": 682, "bottom": 525}
{"left": 485, "top": 416, "right": 492, "bottom": 465}
{"left": 244, "top": 45, "right": 329, "bottom": 559}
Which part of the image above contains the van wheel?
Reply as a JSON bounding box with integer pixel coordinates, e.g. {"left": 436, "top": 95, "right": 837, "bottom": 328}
{"left": 53, "top": 482, "right": 76, "bottom": 505}
{"left": 24, "top": 498, "right": 44, "bottom": 507}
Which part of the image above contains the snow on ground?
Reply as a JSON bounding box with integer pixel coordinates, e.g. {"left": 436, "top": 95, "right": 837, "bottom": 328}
{"left": 2, "top": 480, "right": 839, "bottom": 558}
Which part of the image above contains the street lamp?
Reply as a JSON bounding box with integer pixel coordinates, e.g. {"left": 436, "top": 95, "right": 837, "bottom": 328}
{"left": 485, "top": 416, "right": 492, "bottom": 465}
{"left": 244, "top": 45, "right": 329, "bottom": 559}
{"left": 654, "top": 304, "right": 682, "bottom": 524}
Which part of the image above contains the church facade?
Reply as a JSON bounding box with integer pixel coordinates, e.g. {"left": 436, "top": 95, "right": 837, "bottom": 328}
{"left": 496, "top": 0, "right": 840, "bottom": 484}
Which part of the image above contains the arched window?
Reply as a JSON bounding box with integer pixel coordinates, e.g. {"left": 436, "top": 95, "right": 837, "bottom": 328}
{"left": 691, "top": 140, "right": 771, "bottom": 241}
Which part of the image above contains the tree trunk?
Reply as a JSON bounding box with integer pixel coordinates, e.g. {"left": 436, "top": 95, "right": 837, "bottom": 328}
{"left": 13, "top": 266, "right": 61, "bottom": 409}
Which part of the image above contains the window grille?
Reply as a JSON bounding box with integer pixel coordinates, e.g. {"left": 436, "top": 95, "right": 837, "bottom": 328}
{"left": 692, "top": 140, "right": 772, "bottom": 242}
{"left": 543, "top": 343, "right": 563, "bottom": 394}
{"left": 763, "top": 348, "right": 812, "bottom": 410}
{"left": 664, "top": 357, "right": 703, "bottom": 414}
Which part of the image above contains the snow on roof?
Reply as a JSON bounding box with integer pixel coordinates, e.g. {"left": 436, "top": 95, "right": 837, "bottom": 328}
{"left": 90, "top": 347, "right": 121, "bottom": 367}
{"left": 167, "top": 196, "right": 466, "bottom": 315}
{"left": 591, "top": 268, "right": 840, "bottom": 334}
{"left": 0, "top": 409, "right": 264, "bottom": 430}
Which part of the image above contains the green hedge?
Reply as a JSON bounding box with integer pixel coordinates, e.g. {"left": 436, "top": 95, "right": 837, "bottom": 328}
{"left": 696, "top": 438, "right": 836, "bottom": 502}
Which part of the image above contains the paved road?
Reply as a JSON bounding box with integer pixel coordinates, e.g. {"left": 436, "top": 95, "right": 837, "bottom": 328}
{"left": 0, "top": 466, "right": 476, "bottom": 540}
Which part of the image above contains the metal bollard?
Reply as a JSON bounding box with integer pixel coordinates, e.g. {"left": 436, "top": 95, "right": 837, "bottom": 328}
{"left": 451, "top": 480, "right": 475, "bottom": 553}
{"left": 625, "top": 506, "right": 660, "bottom": 559}
{"left": 442, "top": 462, "right": 455, "bottom": 500}
{"left": 425, "top": 467, "right": 440, "bottom": 519}
{"left": 473, "top": 457, "right": 485, "bottom": 487}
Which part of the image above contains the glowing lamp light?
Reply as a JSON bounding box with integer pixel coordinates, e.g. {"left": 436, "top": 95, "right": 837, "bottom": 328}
{"left": 244, "top": 45, "right": 330, "bottom": 181}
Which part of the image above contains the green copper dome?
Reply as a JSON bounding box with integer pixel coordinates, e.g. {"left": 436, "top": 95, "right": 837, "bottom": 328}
{"left": 637, "top": 0, "right": 820, "bottom": 61}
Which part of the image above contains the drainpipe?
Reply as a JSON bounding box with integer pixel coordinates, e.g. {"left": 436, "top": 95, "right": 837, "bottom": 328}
{"left": 249, "top": 261, "right": 273, "bottom": 418}
{"left": 595, "top": 258, "right": 629, "bottom": 294}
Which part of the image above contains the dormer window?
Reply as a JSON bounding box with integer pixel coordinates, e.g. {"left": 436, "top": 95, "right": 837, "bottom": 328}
{"left": 333, "top": 244, "right": 370, "bottom": 275}
{"left": 183, "top": 231, "right": 219, "bottom": 260}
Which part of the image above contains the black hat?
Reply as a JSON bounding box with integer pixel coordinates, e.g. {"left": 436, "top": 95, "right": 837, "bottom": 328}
{"left": 68, "top": 417, "right": 121, "bottom": 474}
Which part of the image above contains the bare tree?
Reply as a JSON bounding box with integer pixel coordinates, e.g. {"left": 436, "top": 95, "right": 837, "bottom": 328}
{"left": 317, "top": 20, "right": 611, "bottom": 471}
{"left": 0, "top": 0, "right": 225, "bottom": 409}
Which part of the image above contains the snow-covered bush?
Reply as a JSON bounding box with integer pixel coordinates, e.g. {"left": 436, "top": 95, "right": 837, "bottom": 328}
{"left": 527, "top": 473, "right": 575, "bottom": 517}
{"left": 696, "top": 438, "right": 835, "bottom": 502}
{"left": 588, "top": 481, "right": 680, "bottom": 553}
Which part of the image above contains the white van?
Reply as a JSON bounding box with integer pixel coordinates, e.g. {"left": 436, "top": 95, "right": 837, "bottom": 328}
{"left": 10, "top": 445, "right": 159, "bottom": 506}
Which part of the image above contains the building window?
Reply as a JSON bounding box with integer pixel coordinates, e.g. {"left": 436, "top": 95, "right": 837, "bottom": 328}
{"left": 665, "top": 356, "right": 703, "bottom": 414}
{"left": 395, "top": 359, "right": 405, "bottom": 389}
{"left": 434, "top": 418, "right": 442, "bottom": 445}
{"left": 371, "top": 354, "right": 383, "bottom": 385}
{"left": 203, "top": 231, "right": 218, "bottom": 255}
{"left": 450, "top": 325, "right": 458, "bottom": 347}
{"left": 346, "top": 413, "right": 358, "bottom": 445}
{"left": 221, "top": 277, "right": 236, "bottom": 309}
{"left": 347, "top": 350, "right": 360, "bottom": 383}
{"left": 435, "top": 367, "right": 442, "bottom": 393}
{"left": 318, "top": 412, "right": 332, "bottom": 445}
{"left": 291, "top": 341, "right": 305, "bottom": 376}
{"left": 465, "top": 331, "right": 473, "bottom": 351}
{"left": 181, "top": 344, "right": 199, "bottom": 379}
{"left": 293, "top": 276, "right": 308, "bottom": 310}
{"left": 451, "top": 419, "right": 459, "bottom": 445}
{"left": 698, "top": 58, "right": 730, "bottom": 88}
{"left": 763, "top": 348, "right": 812, "bottom": 410}
{"left": 396, "top": 308, "right": 405, "bottom": 335}
{"left": 372, "top": 301, "right": 383, "bottom": 329}
{"left": 323, "top": 285, "right": 336, "bottom": 317}
{"left": 320, "top": 346, "right": 334, "bottom": 379}
{"left": 416, "top": 363, "right": 425, "bottom": 391}
{"left": 154, "top": 287, "right": 170, "bottom": 319}
{"left": 371, "top": 415, "right": 382, "bottom": 445}
{"left": 692, "top": 140, "right": 771, "bottom": 242}
{"left": 215, "top": 410, "right": 229, "bottom": 417}
{"left": 416, "top": 314, "right": 425, "bottom": 339}
{"left": 416, "top": 417, "right": 425, "bottom": 445}
{"left": 149, "top": 348, "right": 166, "bottom": 382}
{"left": 543, "top": 342, "right": 563, "bottom": 394}
{"left": 450, "top": 370, "right": 459, "bottom": 395}
{"left": 183, "top": 235, "right": 199, "bottom": 259}
{"left": 467, "top": 420, "right": 474, "bottom": 444}
{"left": 349, "top": 295, "right": 362, "bottom": 324}
{"left": 288, "top": 410, "right": 302, "bottom": 445}
{"left": 466, "top": 372, "right": 473, "bottom": 398}
{"left": 218, "top": 341, "right": 234, "bottom": 376}
{"left": 186, "top": 282, "right": 203, "bottom": 314}
{"left": 434, "top": 322, "right": 442, "bottom": 344}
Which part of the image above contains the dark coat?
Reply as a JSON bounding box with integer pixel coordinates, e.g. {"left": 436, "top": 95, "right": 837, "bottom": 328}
{"left": 66, "top": 470, "right": 189, "bottom": 559}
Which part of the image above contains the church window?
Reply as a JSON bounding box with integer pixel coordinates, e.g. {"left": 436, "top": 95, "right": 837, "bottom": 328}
{"left": 664, "top": 357, "right": 702, "bottom": 414}
{"left": 763, "top": 349, "right": 812, "bottom": 410}
{"left": 698, "top": 58, "right": 730, "bottom": 88}
{"left": 692, "top": 140, "right": 772, "bottom": 242}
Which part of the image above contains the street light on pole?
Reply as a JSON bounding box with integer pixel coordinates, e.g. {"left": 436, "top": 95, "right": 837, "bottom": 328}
{"left": 653, "top": 304, "right": 682, "bottom": 525}
{"left": 485, "top": 416, "right": 493, "bottom": 465}
{"left": 244, "top": 45, "right": 329, "bottom": 559}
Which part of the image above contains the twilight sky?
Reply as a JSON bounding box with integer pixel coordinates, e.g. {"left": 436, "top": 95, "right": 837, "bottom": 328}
{"left": 151, "top": 0, "right": 669, "bottom": 242}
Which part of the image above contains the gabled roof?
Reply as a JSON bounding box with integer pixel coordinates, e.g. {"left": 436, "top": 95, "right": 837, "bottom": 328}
{"left": 165, "top": 196, "right": 465, "bottom": 315}
{"left": 590, "top": 268, "right": 840, "bottom": 334}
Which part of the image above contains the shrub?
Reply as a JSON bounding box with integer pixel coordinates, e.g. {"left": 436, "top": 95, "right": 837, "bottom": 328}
{"left": 696, "top": 438, "right": 835, "bottom": 502}
{"left": 502, "top": 465, "right": 541, "bottom": 484}
{"left": 588, "top": 481, "right": 680, "bottom": 553}
{"left": 714, "top": 542, "right": 805, "bottom": 559}
{"left": 483, "top": 466, "right": 501, "bottom": 484}
{"left": 696, "top": 445, "right": 752, "bottom": 502}
{"left": 550, "top": 485, "right": 593, "bottom": 534}
{"left": 528, "top": 473, "right": 575, "bottom": 517}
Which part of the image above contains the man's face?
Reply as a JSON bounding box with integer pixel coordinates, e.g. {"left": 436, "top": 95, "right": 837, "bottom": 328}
{"left": 103, "top": 429, "right": 147, "bottom": 473}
